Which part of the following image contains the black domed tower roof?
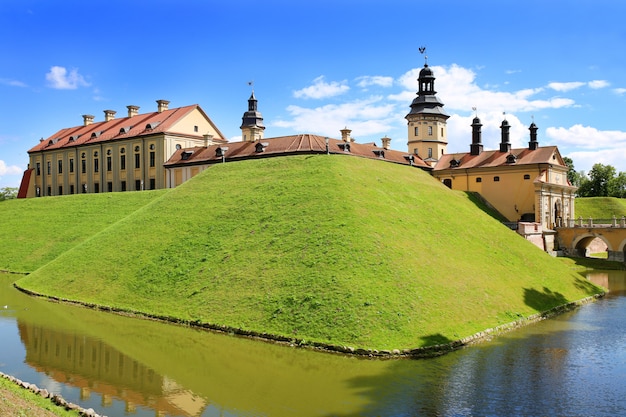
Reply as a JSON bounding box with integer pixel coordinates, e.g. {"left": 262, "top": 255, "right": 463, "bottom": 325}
{"left": 240, "top": 91, "right": 265, "bottom": 130}
{"left": 406, "top": 63, "right": 449, "bottom": 119}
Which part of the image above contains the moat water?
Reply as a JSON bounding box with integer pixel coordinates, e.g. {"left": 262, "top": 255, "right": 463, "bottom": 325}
{"left": 1, "top": 270, "right": 626, "bottom": 417}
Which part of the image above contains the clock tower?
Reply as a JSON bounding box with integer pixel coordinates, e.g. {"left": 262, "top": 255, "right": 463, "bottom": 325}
{"left": 405, "top": 56, "right": 449, "bottom": 163}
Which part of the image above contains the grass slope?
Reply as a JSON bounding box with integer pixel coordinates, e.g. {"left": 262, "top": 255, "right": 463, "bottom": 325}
{"left": 16, "top": 155, "right": 600, "bottom": 350}
{"left": 576, "top": 197, "right": 626, "bottom": 219}
{"left": 0, "top": 190, "right": 166, "bottom": 272}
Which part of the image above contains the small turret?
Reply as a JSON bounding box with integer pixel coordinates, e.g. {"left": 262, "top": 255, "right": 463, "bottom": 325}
{"left": 470, "top": 116, "right": 483, "bottom": 156}
{"left": 240, "top": 92, "right": 265, "bottom": 142}
{"left": 499, "top": 118, "right": 511, "bottom": 153}
{"left": 529, "top": 122, "right": 539, "bottom": 150}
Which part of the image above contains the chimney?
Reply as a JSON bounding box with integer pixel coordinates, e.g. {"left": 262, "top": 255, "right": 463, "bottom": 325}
{"left": 82, "top": 114, "right": 95, "bottom": 126}
{"left": 340, "top": 127, "right": 352, "bottom": 142}
{"left": 104, "top": 110, "right": 116, "bottom": 122}
{"left": 127, "top": 105, "right": 140, "bottom": 118}
{"left": 470, "top": 116, "right": 483, "bottom": 155}
{"left": 528, "top": 122, "right": 539, "bottom": 150}
{"left": 381, "top": 136, "right": 391, "bottom": 150}
{"left": 499, "top": 119, "right": 511, "bottom": 153}
{"left": 203, "top": 133, "right": 214, "bottom": 147}
{"left": 156, "top": 99, "right": 170, "bottom": 113}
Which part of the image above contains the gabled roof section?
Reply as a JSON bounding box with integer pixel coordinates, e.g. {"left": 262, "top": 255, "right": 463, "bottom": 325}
{"left": 164, "top": 134, "right": 432, "bottom": 170}
{"left": 28, "top": 104, "right": 225, "bottom": 153}
{"left": 433, "top": 146, "right": 564, "bottom": 171}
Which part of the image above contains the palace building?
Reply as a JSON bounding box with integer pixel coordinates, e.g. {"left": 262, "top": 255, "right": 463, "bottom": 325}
{"left": 406, "top": 59, "right": 576, "bottom": 233}
{"left": 18, "top": 100, "right": 226, "bottom": 198}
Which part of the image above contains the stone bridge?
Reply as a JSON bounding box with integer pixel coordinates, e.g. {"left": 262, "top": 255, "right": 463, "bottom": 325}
{"left": 556, "top": 217, "right": 626, "bottom": 262}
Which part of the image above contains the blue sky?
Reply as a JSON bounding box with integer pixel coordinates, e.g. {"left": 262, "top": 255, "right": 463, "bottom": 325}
{"left": 1, "top": 0, "right": 625, "bottom": 188}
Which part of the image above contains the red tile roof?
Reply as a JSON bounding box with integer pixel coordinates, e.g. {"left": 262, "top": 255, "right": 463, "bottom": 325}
{"left": 164, "top": 134, "right": 432, "bottom": 170}
{"left": 27, "top": 105, "right": 226, "bottom": 153}
{"left": 434, "top": 146, "right": 565, "bottom": 171}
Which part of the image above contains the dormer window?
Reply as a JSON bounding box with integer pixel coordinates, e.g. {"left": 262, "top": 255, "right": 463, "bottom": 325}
{"left": 145, "top": 121, "right": 160, "bottom": 130}
{"left": 372, "top": 149, "right": 385, "bottom": 158}
{"left": 338, "top": 143, "right": 351, "bottom": 152}
{"left": 449, "top": 159, "right": 461, "bottom": 168}
{"left": 181, "top": 151, "right": 193, "bottom": 160}
{"left": 69, "top": 135, "right": 80, "bottom": 142}
{"left": 255, "top": 142, "right": 269, "bottom": 153}
{"left": 506, "top": 154, "right": 517, "bottom": 164}
{"left": 119, "top": 126, "right": 132, "bottom": 134}
{"left": 90, "top": 131, "right": 102, "bottom": 139}
{"left": 215, "top": 147, "right": 228, "bottom": 157}
{"left": 403, "top": 155, "right": 415, "bottom": 166}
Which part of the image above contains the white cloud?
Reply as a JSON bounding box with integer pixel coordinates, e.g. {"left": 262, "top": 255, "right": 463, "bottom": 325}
{"left": 565, "top": 148, "right": 626, "bottom": 174}
{"left": 45, "top": 66, "right": 90, "bottom": 90}
{"left": 391, "top": 65, "right": 574, "bottom": 114}
{"left": 547, "top": 82, "right": 585, "bottom": 92}
{"left": 273, "top": 96, "right": 397, "bottom": 138}
{"left": 355, "top": 75, "right": 394, "bottom": 88}
{"left": 0, "top": 160, "right": 23, "bottom": 176}
{"left": 293, "top": 76, "right": 349, "bottom": 99}
{"left": 546, "top": 125, "right": 626, "bottom": 149}
{"left": 588, "top": 80, "right": 610, "bottom": 89}
{"left": 614, "top": 88, "right": 626, "bottom": 95}
{"left": 0, "top": 78, "right": 27, "bottom": 88}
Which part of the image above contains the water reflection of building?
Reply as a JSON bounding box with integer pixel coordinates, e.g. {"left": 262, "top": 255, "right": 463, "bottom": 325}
{"left": 18, "top": 321, "right": 207, "bottom": 416}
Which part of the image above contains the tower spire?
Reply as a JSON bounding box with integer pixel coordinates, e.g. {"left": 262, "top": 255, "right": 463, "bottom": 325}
{"left": 405, "top": 51, "right": 449, "bottom": 161}
{"left": 240, "top": 86, "right": 265, "bottom": 142}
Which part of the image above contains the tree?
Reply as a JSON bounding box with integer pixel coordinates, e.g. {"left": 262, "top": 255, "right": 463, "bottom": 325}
{"left": 578, "top": 163, "right": 616, "bottom": 197}
{"left": 563, "top": 156, "right": 584, "bottom": 187}
{"left": 609, "top": 172, "right": 626, "bottom": 198}
{"left": 0, "top": 187, "right": 18, "bottom": 201}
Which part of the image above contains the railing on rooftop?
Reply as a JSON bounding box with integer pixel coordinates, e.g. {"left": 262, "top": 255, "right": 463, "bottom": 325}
{"left": 561, "top": 216, "right": 626, "bottom": 228}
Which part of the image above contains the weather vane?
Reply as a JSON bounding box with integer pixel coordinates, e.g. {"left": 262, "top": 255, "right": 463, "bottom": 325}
{"left": 419, "top": 46, "right": 427, "bottom": 65}
{"left": 247, "top": 80, "right": 254, "bottom": 92}
{"left": 472, "top": 107, "right": 477, "bottom": 117}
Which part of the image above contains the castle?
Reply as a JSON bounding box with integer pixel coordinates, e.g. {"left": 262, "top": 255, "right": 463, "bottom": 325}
{"left": 18, "top": 59, "right": 576, "bottom": 233}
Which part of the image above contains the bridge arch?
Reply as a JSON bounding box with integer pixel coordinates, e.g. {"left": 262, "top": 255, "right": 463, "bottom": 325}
{"left": 572, "top": 234, "right": 612, "bottom": 258}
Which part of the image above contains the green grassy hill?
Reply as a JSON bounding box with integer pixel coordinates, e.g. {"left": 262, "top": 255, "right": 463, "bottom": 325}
{"left": 576, "top": 197, "right": 626, "bottom": 219}
{"left": 9, "top": 155, "right": 600, "bottom": 350}
{"left": 0, "top": 190, "right": 166, "bottom": 272}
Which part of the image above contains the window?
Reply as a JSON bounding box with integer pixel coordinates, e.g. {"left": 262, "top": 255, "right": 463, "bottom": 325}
{"left": 94, "top": 158, "right": 99, "bottom": 173}
{"left": 149, "top": 178, "right": 155, "bottom": 190}
{"left": 414, "top": 127, "right": 419, "bottom": 136}
{"left": 120, "top": 155, "right": 126, "bottom": 170}
{"left": 428, "top": 126, "right": 433, "bottom": 136}
{"left": 107, "top": 156, "right": 112, "bottom": 171}
{"left": 149, "top": 151, "right": 155, "bottom": 167}
{"left": 70, "top": 184, "right": 74, "bottom": 194}
{"left": 69, "top": 159, "right": 74, "bottom": 173}
{"left": 94, "top": 183, "right": 99, "bottom": 193}
{"left": 81, "top": 159, "right": 86, "bottom": 174}
{"left": 36, "top": 162, "right": 41, "bottom": 176}
{"left": 121, "top": 181, "right": 126, "bottom": 191}
{"left": 36, "top": 187, "right": 41, "bottom": 197}
{"left": 194, "top": 125, "right": 199, "bottom": 132}
{"left": 441, "top": 128, "right": 444, "bottom": 136}
{"left": 107, "top": 182, "right": 113, "bottom": 192}
{"left": 476, "top": 177, "right": 482, "bottom": 183}
{"left": 428, "top": 148, "right": 433, "bottom": 158}
{"left": 494, "top": 176, "right": 500, "bottom": 182}
{"left": 135, "top": 180, "right": 141, "bottom": 191}
{"left": 58, "top": 186, "right": 63, "bottom": 195}
{"left": 134, "top": 153, "right": 140, "bottom": 169}
{"left": 82, "top": 184, "right": 87, "bottom": 193}
{"left": 58, "top": 160, "right": 62, "bottom": 174}
{"left": 47, "top": 186, "right": 51, "bottom": 196}
{"left": 47, "top": 161, "right": 51, "bottom": 175}
{"left": 524, "top": 174, "right": 531, "bottom": 180}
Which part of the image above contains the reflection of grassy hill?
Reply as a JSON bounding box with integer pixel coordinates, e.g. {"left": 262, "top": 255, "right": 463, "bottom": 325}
{"left": 0, "top": 190, "right": 166, "bottom": 272}
{"left": 11, "top": 155, "right": 600, "bottom": 350}
{"left": 575, "top": 197, "right": 626, "bottom": 219}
